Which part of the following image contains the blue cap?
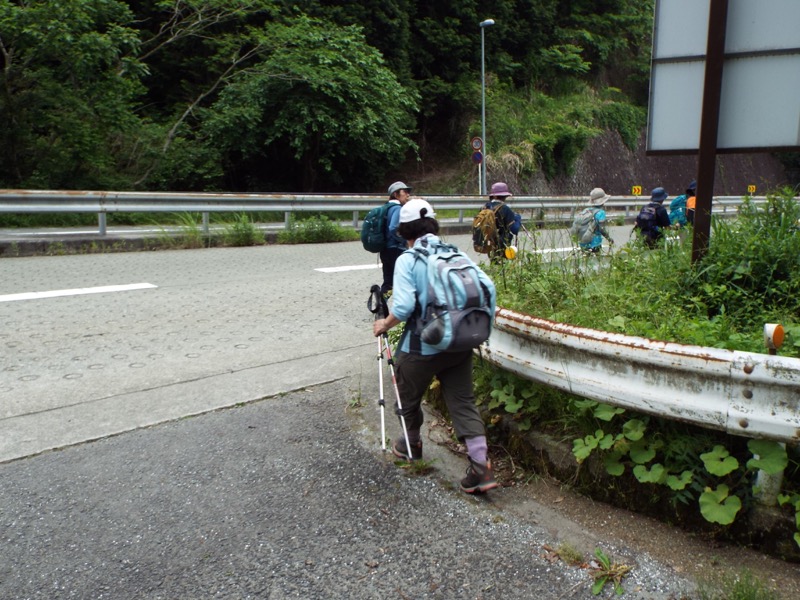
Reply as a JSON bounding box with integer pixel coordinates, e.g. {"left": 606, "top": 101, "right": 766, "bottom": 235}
{"left": 651, "top": 187, "right": 668, "bottom": 203}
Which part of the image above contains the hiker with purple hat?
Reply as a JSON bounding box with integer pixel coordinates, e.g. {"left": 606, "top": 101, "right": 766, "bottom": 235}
{"left": 473, "top": 182, "right": 522, "bottom": 261}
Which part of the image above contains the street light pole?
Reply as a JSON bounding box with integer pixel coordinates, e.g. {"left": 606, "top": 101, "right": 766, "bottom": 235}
{"left": 479, "top": 18, "right": 495, "bottom": 196}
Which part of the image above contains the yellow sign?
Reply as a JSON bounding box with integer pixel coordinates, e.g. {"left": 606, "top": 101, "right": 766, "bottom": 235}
{"left": 632, "top": 185, "right": 642, "bottom": 196}
{"left": 747, "top": 184, "right": 756, "bottom": 194}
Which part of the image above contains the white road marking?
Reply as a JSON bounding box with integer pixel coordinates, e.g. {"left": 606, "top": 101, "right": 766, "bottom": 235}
{"left": 0, "top": 283, "right": 158, "bottom": 303}
{"left": 315, "top": 264, "right": 380, "bottom": 273}
{"left": 537, "top": 247, "right": 575, "bottom": 254}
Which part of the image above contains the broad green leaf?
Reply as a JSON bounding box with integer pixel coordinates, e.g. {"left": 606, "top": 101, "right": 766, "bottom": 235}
{"left": 746, "top": 439, "right": 788, "bottom": 474}
{"left": 622, "top": 418, "right": 646, "bottom": 441}
{"left": 593, "top": 403, "right": 624, "bottom": 421}
{"left": 598, "top": 433, "right": 617, "bottom": 450}
{"left": 603, "top": 452, "right": 625, "bottom": 476}
{"left": 607, "top": 315, "right": 626, "bottom": 330}
{"left": 666, "top": 470, "right": 693, "bottom": 490}
{"left": 699, "top": 484, "right": 742, "bottom": 525}
{"left": 573, "top": 439, "right": 593, "bottom": 463}
{"left": 700, "top": 445, "right": 739, "bottom": 476}
{"left": 633, "top": 463, "right": 665, "bottom": 484}
{"left": 629, "top": 440, "right": 656, "bottom": 464}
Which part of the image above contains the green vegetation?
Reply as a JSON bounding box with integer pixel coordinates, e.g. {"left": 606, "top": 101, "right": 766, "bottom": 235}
{"left": 0, "top": 0, "right": 654, "bottom": 195}
{"left": 588, "top": 547, "right": 630, "bottom": 596}
{"left": 489, "top": 189, "right": 800, "bottom": 357}
{"left": 698, "top": 570, "right": 779, "bottom": 600}
{"left": 221, "top": 213, "right": 263, "bottom": 246}
{"left": 277, "top": 215, "right": 359, "bottom": 244}
{"left": 475, "top": 189, "right": 800, "bottom": 553}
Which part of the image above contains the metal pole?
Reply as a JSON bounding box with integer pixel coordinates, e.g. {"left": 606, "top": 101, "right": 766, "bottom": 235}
{"left": 480, "top": 19, "right": 494, "bottom": 196}
{"left": 692, "top": 0, "right": 728, "bottom": 264}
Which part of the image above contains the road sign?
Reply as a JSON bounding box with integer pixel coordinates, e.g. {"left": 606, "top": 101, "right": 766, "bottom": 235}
{"left": 632, "top": 185, "right": 642, "bottom": 196}
{"left": 471, "top": 137, "right": 483, "bottom": 151}
{"left": 747, "top": 184, "right": 756, "bottom": 194}
{"left": 472, "top": 151, "right": 483, "bottom": 164}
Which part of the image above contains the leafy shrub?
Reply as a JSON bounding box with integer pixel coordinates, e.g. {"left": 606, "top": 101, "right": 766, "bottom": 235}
{"left": 690, "top": 189, "right": 800, "bottom": 325}
{"left": 222, "top": 213, "right": 263, "bottom": 246}
{"left": 490, "top": 192, "right": 800, "bottom": 357}
{"left": 277, "top": 215, "right": 359, "bottom": 244}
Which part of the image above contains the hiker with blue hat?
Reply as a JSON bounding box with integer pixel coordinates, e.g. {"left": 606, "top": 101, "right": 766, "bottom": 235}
{"left": 635, "top": 187, "right": 672, "bottom": 248}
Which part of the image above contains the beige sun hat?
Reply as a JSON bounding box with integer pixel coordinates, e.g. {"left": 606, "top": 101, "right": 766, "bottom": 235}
{"left": 588, "top": 187, "right": 610, "bottom": 206}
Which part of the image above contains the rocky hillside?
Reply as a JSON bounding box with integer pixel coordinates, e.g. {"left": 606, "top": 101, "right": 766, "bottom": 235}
{"left": 410, "top": 129, "right": 792, "bottom": 198}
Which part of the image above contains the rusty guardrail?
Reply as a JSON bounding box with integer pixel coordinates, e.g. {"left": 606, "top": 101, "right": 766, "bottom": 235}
{"left": 482, "top": 308, "right": 800, "bottom": 444}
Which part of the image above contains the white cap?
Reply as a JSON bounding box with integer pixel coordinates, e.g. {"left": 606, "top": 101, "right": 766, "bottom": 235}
{"left": 399, "top": 198, "right": 436, "bottom": 223}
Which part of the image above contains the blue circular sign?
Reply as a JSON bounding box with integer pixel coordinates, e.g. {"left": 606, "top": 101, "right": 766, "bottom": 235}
{"left": 472, "top": 151, "right": 483, "bottom": 164}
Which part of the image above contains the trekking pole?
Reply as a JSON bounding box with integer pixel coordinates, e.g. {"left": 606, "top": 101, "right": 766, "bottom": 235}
{"left": 367, "top": 286, "right": 387, "bottom": 450}
{"left": 380, "top": 328, "right": 414, "bottom": 460}
{"left": 367, "top": 285, "right": 413, "bottom": 460}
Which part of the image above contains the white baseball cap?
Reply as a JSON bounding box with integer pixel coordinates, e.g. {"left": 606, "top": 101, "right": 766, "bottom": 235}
{"left": 399, "top": 198, "right": 436, "bottom": 223}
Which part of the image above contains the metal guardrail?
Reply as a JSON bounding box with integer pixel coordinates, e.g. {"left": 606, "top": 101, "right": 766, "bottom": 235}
{"left": 0, "top": 189, "right": 762, "bottom": 235}
{"left": 482, "top": 308, "right": 800, "bottom": 444}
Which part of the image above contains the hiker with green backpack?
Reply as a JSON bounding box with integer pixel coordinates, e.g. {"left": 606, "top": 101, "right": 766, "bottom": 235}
{"left": 372, "top": 198, "right": 499, "bottom": 494}
{"left": 361, "top": 181, "right": 412, "bottom": 295}
{"left": 569, "top": 187, "right": 614, "bottom": 253}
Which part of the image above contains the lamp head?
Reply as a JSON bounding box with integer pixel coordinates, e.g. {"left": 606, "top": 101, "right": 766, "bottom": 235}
{"left": 479, "top": 19, "right": 495, "bottom": 27}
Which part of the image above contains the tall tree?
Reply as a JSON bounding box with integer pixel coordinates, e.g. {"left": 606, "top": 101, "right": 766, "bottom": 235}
{"left": 0, "top": 0, "right": 146, "bottom": 189}
{"left": 200, "top": 15, "right": 419, "bottom": 191}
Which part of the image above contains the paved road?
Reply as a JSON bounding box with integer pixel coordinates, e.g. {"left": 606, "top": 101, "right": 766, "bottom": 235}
{"left": 0, "top": 232, "right": 694, "bottom": 599}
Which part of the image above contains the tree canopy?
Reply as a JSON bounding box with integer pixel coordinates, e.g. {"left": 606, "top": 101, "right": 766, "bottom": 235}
{"left": 0, "top": 0, "right": 655, "bottom": 192}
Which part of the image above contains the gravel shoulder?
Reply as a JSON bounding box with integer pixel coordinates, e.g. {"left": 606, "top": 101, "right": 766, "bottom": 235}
{"left": 391, "top": 405, "right": 800, "bottom": 600}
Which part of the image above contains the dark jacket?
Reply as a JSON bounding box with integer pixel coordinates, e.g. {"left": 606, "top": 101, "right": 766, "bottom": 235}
{"left": 486, "top": 200, "right": 521, "bottom": 247}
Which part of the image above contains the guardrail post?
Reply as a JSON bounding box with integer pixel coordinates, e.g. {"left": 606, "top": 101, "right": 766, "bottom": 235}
{"left": 754, "top": 444, "right": 785, "bottom": 507}
{"left": 352, "top": 211, "right": 359, "bottom": 228}
{"left": 202, "top": 212, "right": 209, "bottom": 236}
{"left": 284, "top": 211, "right": 290, "bottom": 229}
{"left": 98, "top": 213, "right": 107, "bottom": 236}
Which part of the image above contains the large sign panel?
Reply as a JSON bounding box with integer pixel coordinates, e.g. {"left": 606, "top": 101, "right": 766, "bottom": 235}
{"left": 647, "top": 0, "right": 800, "bottom": 153}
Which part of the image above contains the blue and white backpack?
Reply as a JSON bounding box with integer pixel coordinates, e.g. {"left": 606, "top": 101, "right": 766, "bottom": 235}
{"left": 411, "top": 240, "right": 496, "bottom": 352}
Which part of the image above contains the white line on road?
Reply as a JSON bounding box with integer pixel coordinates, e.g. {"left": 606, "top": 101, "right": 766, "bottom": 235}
{"left": 0, "top": 283, "right": 158, "bottom": 303}
{"left": 315, "top": 264, "right": 380, "bottom": 273}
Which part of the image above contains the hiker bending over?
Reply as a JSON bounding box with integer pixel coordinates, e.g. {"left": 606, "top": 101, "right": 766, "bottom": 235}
{"left": 373, "top": 198, "right": 499, "bottom": 493}
{"left": 635, "top": 187, "right": 672, "bottom": 249}
{"left": 669, "top": 180, "right": 696, "bottom": 228}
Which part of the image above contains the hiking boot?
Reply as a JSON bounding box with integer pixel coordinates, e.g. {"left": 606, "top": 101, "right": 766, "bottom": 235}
{"left": 460, "top": 459, "right": 498, "bottom": 493}
{"left": 392, "top": 437, "right": 422, "bottom": 461}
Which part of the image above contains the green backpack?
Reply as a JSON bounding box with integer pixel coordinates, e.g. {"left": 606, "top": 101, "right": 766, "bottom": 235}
{"left": 361, "top": 202, "right": 393, "bottom": 253}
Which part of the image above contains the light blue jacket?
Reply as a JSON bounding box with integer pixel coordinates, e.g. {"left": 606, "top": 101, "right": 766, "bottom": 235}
{"left": 391, "top": 234, "right": 497, "bottom": 355}
{"left": 579, "top": 208, "right": 609, "bottom": 250}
